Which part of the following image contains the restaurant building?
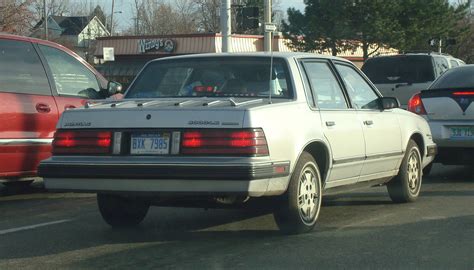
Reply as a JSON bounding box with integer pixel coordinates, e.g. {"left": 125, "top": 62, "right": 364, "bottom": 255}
{"left": 93, "top": 33, "right": 396, "bottom": 88}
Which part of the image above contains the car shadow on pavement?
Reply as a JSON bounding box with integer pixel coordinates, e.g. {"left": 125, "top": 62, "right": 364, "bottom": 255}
{"left": 424, "top": 164, "right": 474, "bottom": 183}
{"left": 23, "top": 215, "right": 474, "bottom": 269}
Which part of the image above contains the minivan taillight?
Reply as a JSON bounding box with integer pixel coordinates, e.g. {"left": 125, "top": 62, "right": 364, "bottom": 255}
{"left": 181, "top": 129, "right": 269, "bottom": 156}
{"left": 407, "top": 93, "right": 427, "bottom": 115}
{"left": 52, "top": 130, "right": 112, "bottom": 155}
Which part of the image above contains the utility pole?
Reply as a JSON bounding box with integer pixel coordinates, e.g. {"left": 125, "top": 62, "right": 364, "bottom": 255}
{"left": 264, "top": 0, "right": 272, "bottom": 52}
{"left": 220, "top": 0, "right": 231, "bottom": 52}
{"left": 438, "top": 39, "right": 442, "bottom": 54}
{"left": 44, "top": 0, "right": 48, "bottom": 40}
{"left": 110, "top": 0, "right": 115, "bottom": 36}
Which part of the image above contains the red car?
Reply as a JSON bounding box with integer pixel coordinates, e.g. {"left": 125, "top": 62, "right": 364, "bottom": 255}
{"left": 0, "top": 34, "right": 121, "bottom": 187}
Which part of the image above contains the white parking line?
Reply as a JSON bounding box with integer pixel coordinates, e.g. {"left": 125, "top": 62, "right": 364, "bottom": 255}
{"left": 0, "top": 219, "right": 73, "bottom": 235}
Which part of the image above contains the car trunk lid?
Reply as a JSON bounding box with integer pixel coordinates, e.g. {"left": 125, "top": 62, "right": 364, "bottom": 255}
{"left": 420, "top": 88, "right": 474, "bottom": 120}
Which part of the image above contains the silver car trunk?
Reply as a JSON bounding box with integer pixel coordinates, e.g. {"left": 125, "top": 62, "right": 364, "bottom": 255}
{"left": 58, "top": 98, "right": 274, "bottom": 129}
{"left": 420, "top": 89, "right": 474, "bottom": 121}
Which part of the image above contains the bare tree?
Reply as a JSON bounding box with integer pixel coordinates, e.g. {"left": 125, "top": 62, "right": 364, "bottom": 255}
{"left": 130, "top": 0, "right": 199, "bottom": 35}
{"left": 0, "top": 0, "right": 35, "bottom": 35}
{"left": 193, "top": 0, "right": 220, "bottom": 32}
{"left": 31, "top": 0, "right": 71, "bottom": 21}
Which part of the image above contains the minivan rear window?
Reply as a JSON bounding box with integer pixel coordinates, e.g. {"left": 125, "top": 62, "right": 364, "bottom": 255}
{"left": 362, "top": 55, "right": 435, "bottom": 84}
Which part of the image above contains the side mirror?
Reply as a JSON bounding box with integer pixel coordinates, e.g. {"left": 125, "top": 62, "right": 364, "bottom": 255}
{"left": 380, "top": 97, "right": 400, "bottom": 110}
{"left": 107, "top": 81, "right": 123, "bottom": 96}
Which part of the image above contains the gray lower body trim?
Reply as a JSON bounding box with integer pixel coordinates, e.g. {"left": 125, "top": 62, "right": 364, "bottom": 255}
{"left": 333, "top": 151, "right": 403, "bottom": 165}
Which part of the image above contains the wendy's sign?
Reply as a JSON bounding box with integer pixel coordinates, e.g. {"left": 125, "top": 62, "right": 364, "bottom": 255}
{"left": 138, "top": 39, "right": 175, "bottom": 54}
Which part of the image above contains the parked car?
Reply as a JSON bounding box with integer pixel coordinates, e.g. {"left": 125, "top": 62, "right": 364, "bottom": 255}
{"left": 0, "top": 34, "right": 122, "bottom": 187}
{"left": 39, "top": 53, "right": 436, "bottom": 234}
{"left": 407, "top": 64, "right": 474, "bottom": 173}
{"left": 362, "top": 52, "right": 465, "bottom": 107}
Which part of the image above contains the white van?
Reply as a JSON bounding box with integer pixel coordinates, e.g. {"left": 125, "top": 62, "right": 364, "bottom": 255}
{"left": 362, "top": 53, "right": 465, "bottom": 107}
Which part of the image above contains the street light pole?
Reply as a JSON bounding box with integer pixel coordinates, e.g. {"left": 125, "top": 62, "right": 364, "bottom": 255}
{"left": 264, "top": 0, "right": 272, "bottom": 52}
{"left": 44, "top": 0, "right": 48, "bottom": 40}
{"left": 220, "top": 0, "right": 231, "bottom": 52}
{"left": 110, "top": 0, "right": 115, "bottom": 36}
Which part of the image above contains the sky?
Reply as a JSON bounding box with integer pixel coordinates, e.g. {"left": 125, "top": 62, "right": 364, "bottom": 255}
{"left": 71, "top": 0, "right": 306, "bottom": 32}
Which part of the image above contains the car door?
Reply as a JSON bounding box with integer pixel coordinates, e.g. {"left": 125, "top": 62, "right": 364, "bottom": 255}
{"left": 301, "top": 60, "right": 365, "bottom": 187}
{"left": 0, "top": 39, "right": 59, "bottom": 178}
{"left": 37, "top": 44, "right": 104, "bottom": 113}
{"left": 335, "top": 62, "right": 403, "bottom": 181}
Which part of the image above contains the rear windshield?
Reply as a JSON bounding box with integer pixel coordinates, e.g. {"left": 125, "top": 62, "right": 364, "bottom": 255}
{"left": 125, "top": 57, "right": 292, "bottom": 99}
{"left": 430, "top": 66, "right": 474, "bottom": 89}
{"left": 362, "top": 55, "right": 435, "bottom": 84}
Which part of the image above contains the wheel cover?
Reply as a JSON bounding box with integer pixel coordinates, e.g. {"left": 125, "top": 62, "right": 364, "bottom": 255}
{"left": 297, "top": 165, "right": 319, "bottom": 225}
{"left": 407, "top": 150, "right": 421, "bottom": 194}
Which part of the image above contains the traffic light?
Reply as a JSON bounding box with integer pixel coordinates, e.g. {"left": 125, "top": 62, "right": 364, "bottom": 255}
{"left": 237, "top": 6, "right": 259, "bottom": 30}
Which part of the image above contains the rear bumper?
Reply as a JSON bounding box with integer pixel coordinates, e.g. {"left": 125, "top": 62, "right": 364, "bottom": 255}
{"left": 38, "top": 161, "right": 290, "bottom": 180}
{"left": 39, "top": 159, "right": 291, "bottom": 197}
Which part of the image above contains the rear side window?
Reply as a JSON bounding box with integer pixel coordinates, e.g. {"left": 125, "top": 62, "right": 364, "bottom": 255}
{"left": 302, "top": 61, "right": 348, "bottom": 109}
{"left": 0, "top": 39, "right": 50, "bottom": 95}
{"left": 39, "top": 44, "right": 101, "bottom": 98}
{"left": 362, "top": 55, "right": 435, "bottom": 84}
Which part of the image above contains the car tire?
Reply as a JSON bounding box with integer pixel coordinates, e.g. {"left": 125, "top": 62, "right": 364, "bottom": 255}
{"left": 387, "top": 140, "right": 422, "bottom": 203}
{"left": 97, "top": 194, "right": 150, "bottom": 227}
{"left": 273, "top": 152, "right": 322, "bottom": 234}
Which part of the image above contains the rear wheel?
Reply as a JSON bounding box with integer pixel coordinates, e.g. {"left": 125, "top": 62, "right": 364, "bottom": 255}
{"left": 97, "top": 194, "right": 150, "bottom": 227}
{"left": 274, "top": 152, "right": 322, "bottom": 234}
{"left": 387, "top": 140, "right": 422, "bottom": 203}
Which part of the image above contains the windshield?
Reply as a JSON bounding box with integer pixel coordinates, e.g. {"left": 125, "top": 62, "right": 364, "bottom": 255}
{"left": 125, "top": 57, "right": 292, "bottom": 99}
{"left": 430, "top": 65, "right": 474, "bottom": 89}
{"left": 362, "top": 55, "right": 435, "bottom": 84}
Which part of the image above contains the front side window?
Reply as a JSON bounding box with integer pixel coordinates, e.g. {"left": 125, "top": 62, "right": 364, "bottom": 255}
{"left": 125, "top": 57, "right": 292, "bottom": 99}
{"left": 0, "top": 40, "right": 50, "bottom": 95}
{"left": 302, "top": 61, "right": 348, "bottom": 109}
{"left": 39, "top": 45, "right": 101, "bottom": 98}
{"left": 336, "top": 64, "right": 380, "bottom": 110}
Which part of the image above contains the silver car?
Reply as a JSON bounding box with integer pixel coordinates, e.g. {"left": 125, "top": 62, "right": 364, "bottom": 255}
{"left": 408, "top": 64, "right": 474, "bottom": 173}
{"left": 39, "top": 53, "right": 436, "bottom": 234}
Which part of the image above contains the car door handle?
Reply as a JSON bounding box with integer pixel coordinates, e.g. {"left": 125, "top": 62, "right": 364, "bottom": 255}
{"left": 326, "top": 121, "right": 336, "bottom": 127}
{"left": 64, "top": 105, "right": 76, "bottom": 110}
{"left": 364, "top": 120, "right": 374, "bottom": 126}
{"left": 35, "top": 103, "right": 51, "bottom": 113}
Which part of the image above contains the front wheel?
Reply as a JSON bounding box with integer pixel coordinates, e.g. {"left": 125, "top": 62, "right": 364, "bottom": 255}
{"left": 387, "top": 140, "right": 422, "bottom": 203}
{"left": 273, "top": 152, "right": 322, "bottom": 234}
{"left": 97, "top": 194, "right": 150, "bottom": 227}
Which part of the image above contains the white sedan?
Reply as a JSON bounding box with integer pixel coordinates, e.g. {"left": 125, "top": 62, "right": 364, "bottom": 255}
{"left": 39, "top": 53, "right": 436, "bottom": 234}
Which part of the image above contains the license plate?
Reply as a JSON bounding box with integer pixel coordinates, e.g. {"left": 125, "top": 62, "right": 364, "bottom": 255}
{"left": 450, "top": 126, "right": 474, "bottom": 139}
{"left": 130, "top": 133, "right": 170, "bottom": 155}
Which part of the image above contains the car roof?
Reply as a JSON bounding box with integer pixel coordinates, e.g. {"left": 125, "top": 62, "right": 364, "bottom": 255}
{"left": 148, "top": 52, "right": 353, "bottom": 63}
{"left": 0, "top": 33, "right": 70, "bottom": 50}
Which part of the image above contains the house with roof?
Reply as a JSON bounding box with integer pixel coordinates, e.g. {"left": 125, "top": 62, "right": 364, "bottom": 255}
{"left": 31, "top": 15, "right": 109, "bottom": 59}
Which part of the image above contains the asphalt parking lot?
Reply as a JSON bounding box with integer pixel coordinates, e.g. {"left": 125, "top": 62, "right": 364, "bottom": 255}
{"left": 0, "top": 164, "right": 473, "bottom": 270}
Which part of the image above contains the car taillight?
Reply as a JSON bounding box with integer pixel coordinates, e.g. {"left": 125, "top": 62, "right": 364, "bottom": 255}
{"left": 452, "top": 91, "right": 474, "bottom": 96}
{"left": 181, "top": 129, "right": 269, "bottom": 156}
{"left": 52, "top": 130, "right": 112, "bottom": 155}
{"left": 407, "top": 93, "right": 427, "bottom": 115}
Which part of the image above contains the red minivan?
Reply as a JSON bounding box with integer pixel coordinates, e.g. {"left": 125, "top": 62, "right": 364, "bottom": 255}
{"left": 0, "top": 34, "right": 121, "bottom": 187}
